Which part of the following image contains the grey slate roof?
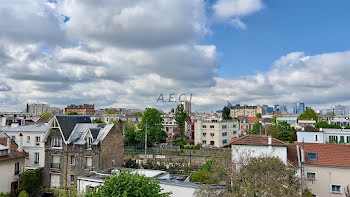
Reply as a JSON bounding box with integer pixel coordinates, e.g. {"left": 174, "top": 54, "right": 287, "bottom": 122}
{"left": 55, "top": 115, "right": 91, "bottom": 141}
{"left": 0, "top": 124, "right": 49, "bottom": 133}
{"left": 68, "top": 123, "right": 98, "bottom": 144}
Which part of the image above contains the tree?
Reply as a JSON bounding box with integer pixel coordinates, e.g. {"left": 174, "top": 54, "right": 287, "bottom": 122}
{"left": 222, "top": 106, "right": 231, "bottom": 120}
{"left": 256, "top": 113, "right": 262, "bottom": 118}
{"left": 86, "top": 172, "right": 171, "bottom": 197}
{"left": 170, "top": 108, "right": 174, "bottom": 113}
{"left": 105, "top": 110, "right": 116, "bottom": 114}
{"left": 133, "top": 111, "right": 143, "bottom": 116}
{"left": 92, "top": 119, "right": 103, "bottom": 124}
{"left": 18, "top": 191, "right": 29, "bottom": 197}
{"left": 137, "top": 108, "right": 167, "bottom": 146}
{"left": 173, "top": 138, "right": 186, "bottom": 148}
{"left": 315, "top": 121, "right": 341, "bottom": 129}
{"left": 67, "top": 111, "right": 78, "bottom": 115}
{"left": 265, "top": 125, "right": 278, "bottom": 138}
{"left": 20, "top": 169, "right": 42, "bottom": 196}
{"left": 276, "top": 122, "right": 296, "bottom": 142}
{"left": 175, "top": 104, "right": 187, "bottom": 138}
{"left": 122, "top": 122, "right": 139, "bottom": 145}
{"left": 249, "top": 122, "right": 263, "bottom": 135}
{"left": 232, "top": 157, "right": 300, "bottom": 197}
{"left": 298, "top": 109, "right": 318, "bottom": 121}
{"left": 40, "top": 112, "right": 53, "bottom": 117}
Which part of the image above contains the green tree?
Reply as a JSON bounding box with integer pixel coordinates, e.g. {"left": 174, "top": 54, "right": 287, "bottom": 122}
{"left": 92, "top": 119, "right": 103, "bottom": 124}
{"left": 67, "top": 111, "right": 78, "bottom": 115}
{"left": 175, "top": 104, "right": 187, "bottom": 138}
{"left": 122, "top": 122, "right": 139, "bottom": 145}
{"left": 170, "top": 108, "right": 175, "bottom": 113}
{"left": 173, "top": 138, "right": 186, "bottom": 148}
{"left": 256, "top": 113, "right": 262, "bottom": 118}
{"left": 315, "top": 121, "right": 341, "bottom": 129}
{"left": 137, "top": 108, "right": 167, "bottom": 146}
{"left": 40, "top": 112, "right": 53, "bottom": 117}
{"left": 232, "top": 157, "right": 300, "bottom": 197}
{"left": 298, "top": 109, "right": 318, "bottom": 121}
{"left": 249, "top": 122, "right": 263, "bottom": 135}
{"left": 133, "top": 111, "right": 143, "bottom": 116}
{"left": 222, "top": 106, "right": 231, "bottom": 120}
{"left": 20, "top": 169, "right": 42, "bottom": 196}
{"left": 276, "top": 122, "right": 296, "bottom": 142}
{"left": 86, "top": 172, "right": 171, "bottom": 197}
{"left": 105, "top": 110, "right": 116, "bottom": 114}
{"left": 18, "top": 191, "right": 29, "bottom": 197}
{"left": 265, "top": 125, "right": 278, "bottom": 138}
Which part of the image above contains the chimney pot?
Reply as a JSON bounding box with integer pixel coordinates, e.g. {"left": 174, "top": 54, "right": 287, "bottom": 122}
{"left": 268, "top": 136, "right": 272, "bottom": 145}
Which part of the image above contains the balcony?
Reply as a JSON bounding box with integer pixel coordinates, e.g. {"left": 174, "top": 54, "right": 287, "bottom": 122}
{"left": 50, "top": 163, "right": 60, "bottom": 169}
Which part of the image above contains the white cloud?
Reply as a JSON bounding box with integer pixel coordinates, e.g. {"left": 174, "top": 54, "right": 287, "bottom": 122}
{"left": 213, "top": 0, "right": 264, "bottom": 29}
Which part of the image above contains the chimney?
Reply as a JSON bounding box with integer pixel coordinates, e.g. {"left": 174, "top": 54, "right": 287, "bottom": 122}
{"left": 118, "top": 120, "right": 123, "bottom": 133}
{"left": 7, "top": 137, "right": 11, "bottom": 154}
{"left": 18, "top": 133, "right": 23, "bottom": 152}
{"left": 268, "top": 136, "right": 272, "bottom": 145}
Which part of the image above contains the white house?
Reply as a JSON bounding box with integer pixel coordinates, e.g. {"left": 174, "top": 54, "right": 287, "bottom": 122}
{"left": 231, "top": 135, "right": 288, "bottom": 169}
{"left": 0, "top": 133, "right": 26, "bottom": 194}
{"left": 297, "top": 128, "right": 350, "bottom": 144}
{"left": 276, "top": 116, "right": 298, "bottom": 128}
{"left": 0, "top": 124, "right": 49, "bottom": 169}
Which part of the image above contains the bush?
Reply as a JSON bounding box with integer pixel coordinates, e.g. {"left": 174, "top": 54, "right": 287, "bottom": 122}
{"left": 124, "top": 159, "right": 139, "bottom": 168}
{"left": 18, "top": 190, "right": 29, "bottom": 197}
{"left": 20, "top": 169, "right": 42, "bottom": 196}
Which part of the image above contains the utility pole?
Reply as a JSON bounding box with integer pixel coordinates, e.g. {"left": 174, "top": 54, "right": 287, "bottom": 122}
{"left": 145, "top": 123, "right": 147, "bottom": 158}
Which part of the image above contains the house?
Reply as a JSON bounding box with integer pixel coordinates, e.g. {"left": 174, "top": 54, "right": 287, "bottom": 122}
{"left": 297, "top": 118, "right": 316, "bottom": 129}
{"left": 230, "top": 105, "right": 262, "bottom": 118}
{"left": 77, "top": 168, "right": 225, "bottom": 197}
{"left": 0, "top": 124, "right": 49, "bottom": 169}
{"left": 65, "top": 104, "right": 95, "bottom": 115}
{"left": 276, "top": 116, "right": 298, "bottom": 128}
{"left": 231, "top": 135, "right": 288, "bottom": 169}
{"left": 238, "top": 116, "right": 259, "bottom": 134}
{"left": 161, "top": 114, "right": 178, "bottom": 142}
{"left": 288, "top": 143, "right": 350, "bottom": 196}
{"left": 297, "top": 128, "right": 350, "bottom": 144}
{"left": 42, "top": 115, "right": 124, "bottom": 188}
{"left": 0, "top": 133, "right": 26, "bottom": 194}
{"left": 194, "top": 119, "right": 239, "bottom": 148}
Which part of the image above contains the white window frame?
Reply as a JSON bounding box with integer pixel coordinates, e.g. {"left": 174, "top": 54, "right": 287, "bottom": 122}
{"left": 34, "top": 152, "right": 39, "bottom": 165}
{"left": 36, "top": 136, "right": 41, "bottom": 146}
{"left": 70, "top": 155, "right": 76, "bottom": 165}
{"left": 51, "top": 137, "right": 62, "bottom": 148}
{"left": 330, "top": 184, "right": 342, "bottom": 194}
{"left": 27, "top": 136, "right": 30, "bottom": 143}
{"left": 86, "top": 137, "right": 93, "bottom": 149}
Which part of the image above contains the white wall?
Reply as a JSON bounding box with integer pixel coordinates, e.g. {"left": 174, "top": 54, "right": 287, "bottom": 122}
{"left": 232, "top": 144, "right": 288, "bottom": 168}
{"left": 0, "top": 158, "right": 25, "bottom": 194}
{"left": 297, "top": 132, "right": 325, "bottom": 143}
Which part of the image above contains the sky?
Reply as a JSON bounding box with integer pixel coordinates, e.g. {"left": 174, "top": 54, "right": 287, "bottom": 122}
{"left": 0, "top": 0, "right": 349, "bottom": 112}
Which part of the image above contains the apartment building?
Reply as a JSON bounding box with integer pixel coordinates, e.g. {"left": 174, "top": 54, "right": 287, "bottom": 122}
{"left": 161, "top": 114, "right": 178, "bottom": 141}
{"left": 0, "top": 124, "right": 49, "bottom": 169}
{"left": 42, "top": 116, "right": 124, "bottom": 188}
{"left": 288, "top": 143, "right": 350, "bottom": 196}
{"left": 297, "top": 128, "right": 350, "bottom": 144}
{"left": 65, "top": 104, "right": 95, "bottom": 115}
{"left": 230, "top": 105, "right": 262, "bottom": 118}
{"left": 194, "top": 119, "right": 239, "bottom": 148}
{"left": 0, "top": 133, "right": 25, "bottom": 194}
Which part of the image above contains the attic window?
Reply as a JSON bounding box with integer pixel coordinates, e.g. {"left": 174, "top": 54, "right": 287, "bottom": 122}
{"left": 86, "top": 137, "right": 93, "bottom": 149}
{"left": 307, "top": 152, "right": 317, "bottom": 160}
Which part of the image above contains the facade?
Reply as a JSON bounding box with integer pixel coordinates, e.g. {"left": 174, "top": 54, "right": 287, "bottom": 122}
{"left": 297, "top": 118, "right": 316, "bottom": 129}
{"left": 238, "top": 116, "right": 259, "bottom": 134}
{"left": 293, "top": 102, "right": 305, "bottom": 114}
{"left": 329, "top": 118, "right": 350, "bottom": 127}
{"left": 231, "top": 135, "right": 288, "bottom": 169}
{"left": 0, "top": 124, "right": 49, "bottom": 169}
{"left": 26, "top": 103, "right": 50, "bottom": 116}
{"left": 194, "top": 119, "right": 239, "bottom": 148}
{"left": 181, "top": 101, "right": 191, "bottom": 115}
{"left": 0, "top": 133, "right": 26, "bottom": 194}
{"left": 297, "top": 128, "right": 350, "bottom": 144}
{"left": 42, "top": 116, "right": 124, "bottom": 188}
{"left": 161, "top": 114, "right": 178, "bottom": 142}
{"left": 276, "top": 116, "right": 298, "bottom": 128}
{"left": 230, "top": 105, "right": 262, "bottom": 118}
{"left": 65, "top": 104, "right": 95, "bottom": 115}
{"left": 288, "top": 143, "right": 350, "bottom": 197}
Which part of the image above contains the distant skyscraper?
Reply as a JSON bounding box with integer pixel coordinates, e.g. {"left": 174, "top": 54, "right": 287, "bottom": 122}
{"left": 294, "top": 102, "right": 305, "bottom": 114}
{"left": 274, "top": 104, "right": 280, "bottom": 112}
{"left": 280, "top": 105, "right": 288, "bottom": 113}
{"left": 263, "top": 105, "right": 273, "bottom": 113}
{"left": 227, "top": 101, "right": 232, "bottom": 108}
{"left": 334, "top": 105, "right": 346, "bottom": 116}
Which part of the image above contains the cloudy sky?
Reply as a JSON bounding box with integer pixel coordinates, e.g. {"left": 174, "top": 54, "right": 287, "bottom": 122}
{"left": 0, "top": 0, "right": 350, "bottom": 112}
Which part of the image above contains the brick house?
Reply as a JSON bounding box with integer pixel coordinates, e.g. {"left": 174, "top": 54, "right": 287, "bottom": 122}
{"left": 42, "top": 116, "right": 124, "bottom": 188}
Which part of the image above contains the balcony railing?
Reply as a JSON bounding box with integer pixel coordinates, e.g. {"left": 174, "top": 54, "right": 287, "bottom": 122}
{"left": 50, "top": 163, "right": 60, "bottom": 169}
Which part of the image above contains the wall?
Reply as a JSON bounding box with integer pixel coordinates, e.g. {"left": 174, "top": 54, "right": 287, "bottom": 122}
{"left": 160, "top": 183, "right": 196, "bottom": 197}
{"left": 0, "top": 157, "right": 25, "bottom": 194}
{"left": 100, "top": 126, "right": 124, "bottom": 169}
{"left": 304, "top": 165, "right": 350, "bottom": 197}
{"left": 297, "top": 132, "right": 325, "bottom": 143}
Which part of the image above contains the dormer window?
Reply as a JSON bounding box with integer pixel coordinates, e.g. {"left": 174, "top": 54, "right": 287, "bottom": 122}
{"left": 307, "top": 152, "right": 317, "bottom": 160}
{"left": 50, "top": 137, "right": 62, "bottom": 148}
{"left": 86, "top": 137, "right": 93, "bottom": 149}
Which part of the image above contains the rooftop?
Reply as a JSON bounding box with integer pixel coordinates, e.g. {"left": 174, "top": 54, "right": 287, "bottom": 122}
{"left": 0, "top": 134, "right": 26, "bottom": 161}
{"left": 230, "top": 135, "right": 287, "bottom": 146}
{"left": 288, "top": 143, "right": 350, "bottom": 167}
{"left": 0, "top": 124, "right": 49, "bottom": 133}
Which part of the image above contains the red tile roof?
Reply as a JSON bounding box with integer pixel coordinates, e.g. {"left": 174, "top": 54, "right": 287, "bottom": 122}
{"left": 238, "top": 116, "right": 260, "bottom": 123}
{"left": 230, "top": 135, "right": 287, "bottom": 146}
{"left": 288, "top": 143, "right": 350, "bottom": 167}
{"left": 0, "top": 137, "right": 26, "bottom": 161}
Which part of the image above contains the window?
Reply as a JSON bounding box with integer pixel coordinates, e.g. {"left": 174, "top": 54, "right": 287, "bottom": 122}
{"left": 222, "top": 132, "right": 227, "bottom": 136}
{"left": 34, "top": 152, "right": 39, "bottom": 164}
{"left": 86, "top": 157, "right": 93, "bottom": 167}
{"left": 347, "top": 136, "right": 350, "bottom": 143}
{"left": 50, "top": 174, "right": 60, "bottom": 188}
{"left": 329, "top": 136, "right": 338, "bottom": 143}
{"left": 307, "top": 153, "right": 317, "bottom": 160}
{"left": 222, "top": 139, "right": 227, "bottom": 144}
{"left": 50, "top": 137, "right": 62, "bottom": 148}
{"left": 71, "top": 155, "right": 76, "bottom": 165}
{"left": 233, "top": 130, "right": 237, "bottom": 134}
{"left": 70, "top": 175, "right": 75, "bottom": 182}
{"left": 306, "top": 172, "right": 316, "bottom": 180}
{"left": 331, "top": 185, "right": 341, "bottom": 193}
{"left": 202, "top": 125, "right": 207, "bottom": 128}
{"left": 25, "top": 152, "right": 29, "bottom": 159}
{"left": 86, "top": 137, "right": 93, "bottom": 149}
{"left": 210, "top": 125, "right": 214, "bottom": 129}
{"left": 210, "top": 141, "right": 214, "bottom": 145}
{"left": 202, "top": 133, "right": 207, "bottom": 137}
{"left": 14, "top": 162, "right": 20, "bottom": 175}
{"left": 315, "top": 135, "right": 318, "bottom": 142}
{"left": 340, "top": 136, "right": 345, "bottom": 143}
{"left": 222, "top": 125, "right": 227, "bottom": 129}
{"left": 36, "top": 136, "right": 40, "bottom": 146}
{"left": 11, "top": 136, "right": 16, "bottom": 141}
{"left": 210, "top": 133, "right": 215, "bottom": 137}
{"left": 26, "top": 136, "right": 30, "bottom": 143}
{"left": 202, "top": 140, "right": 207, "bottom": 144}
{"left": 233, "top": 125, "right": 237, "bottom": 128}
